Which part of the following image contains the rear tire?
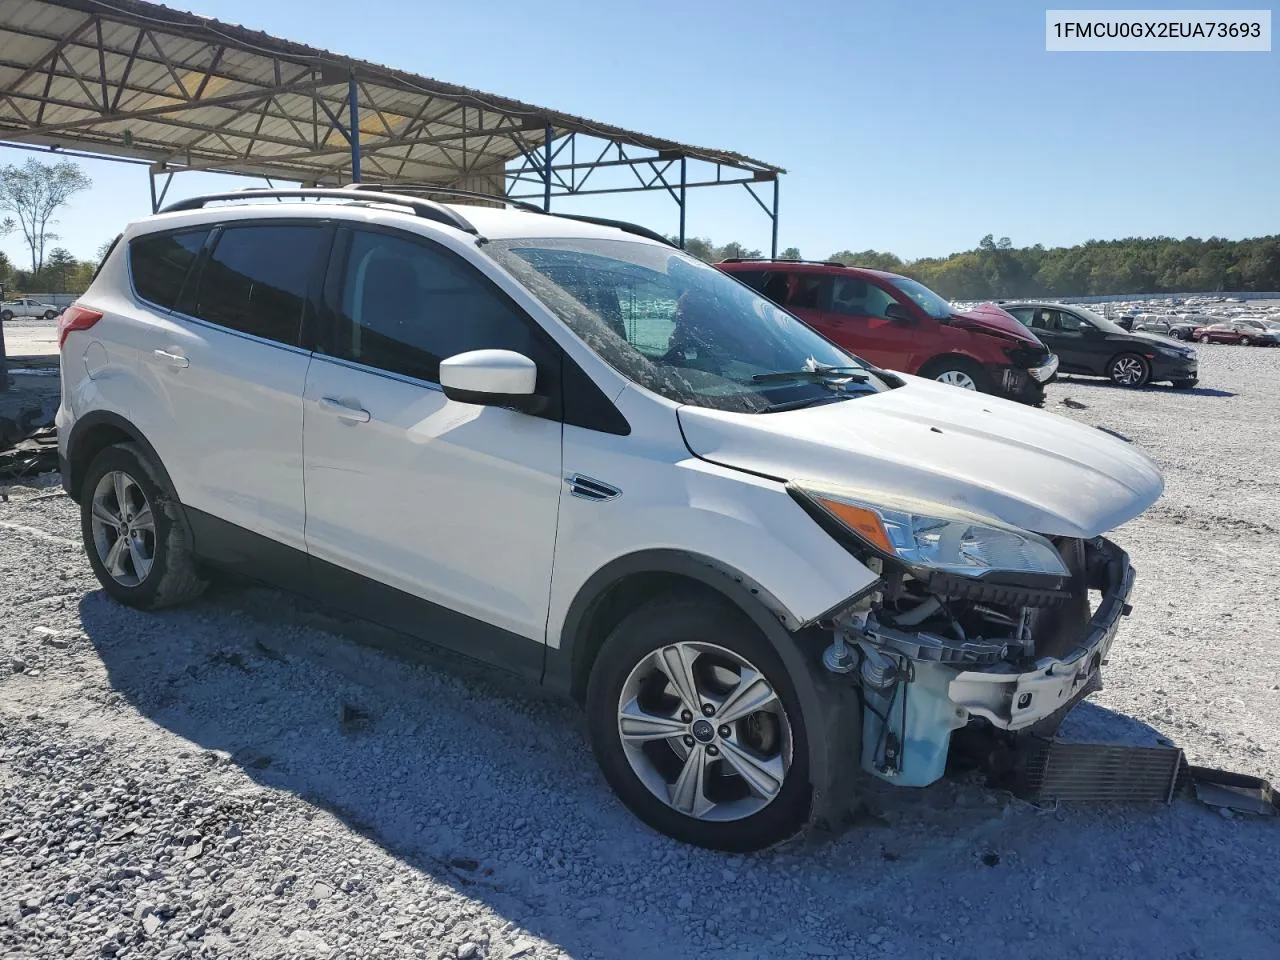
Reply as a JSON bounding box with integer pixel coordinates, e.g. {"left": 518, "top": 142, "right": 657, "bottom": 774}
{"left": 1107, "top": 353, "right": 1150, "bottom": 387}
{"left": 919, "top": 356, "right": 990, "bottom": 393}
{"left": 0, "top": 310, "right": 12, "bottom": 321}
{"left": 80, "top": 443, "right": 207, "bottom": 610}
{"left": 585, "top": 595, "right": 810, "bottom": 851}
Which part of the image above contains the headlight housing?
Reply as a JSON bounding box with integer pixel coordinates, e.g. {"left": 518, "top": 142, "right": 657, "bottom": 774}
{"left": 789, "top": 482, "right": 1070, "bottom": 579}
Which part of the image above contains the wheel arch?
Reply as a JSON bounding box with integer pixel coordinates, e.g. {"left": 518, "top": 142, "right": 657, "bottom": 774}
{"left": 65, "top": 411, "right": 177, "bottom": 510}
{"left": 546, "top": 549, "right": 862, "bottom": 829}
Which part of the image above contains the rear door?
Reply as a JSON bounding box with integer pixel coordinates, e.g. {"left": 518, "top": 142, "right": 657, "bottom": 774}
{"left": 301, "top": 225, "right": 563, "bottom": 671}
{"left": 129, "top": 220, "right": 327, "bottom": 584}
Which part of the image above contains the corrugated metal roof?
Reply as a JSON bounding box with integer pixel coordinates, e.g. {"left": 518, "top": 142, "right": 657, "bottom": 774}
{"left": 0, "top": 0, "right": 783, "bottom": 190}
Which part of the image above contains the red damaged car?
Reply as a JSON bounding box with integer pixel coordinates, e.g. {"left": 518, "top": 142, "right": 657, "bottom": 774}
{"left": 717, "top": 260, "right": 1058, "bottom": 404}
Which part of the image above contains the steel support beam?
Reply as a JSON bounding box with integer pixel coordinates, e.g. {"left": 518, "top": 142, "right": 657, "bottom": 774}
{"left": 348, "top": 73, "right": 361, "bottom": 182}
{"left": 543, "top": 122, "right": 553, "bottom": 212}
{"left": 771, "top": 178, "right": 779, "bottom": 259}
{"left": 679, "top": 156, "right": 686, "bottom": 249}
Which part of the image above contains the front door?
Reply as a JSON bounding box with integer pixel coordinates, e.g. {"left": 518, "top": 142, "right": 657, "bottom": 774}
{"left": 301, "top": 226, "right": 563, "bottom": 674}
{"left": 817, "top": 275, "right": 918, "bottom": 370}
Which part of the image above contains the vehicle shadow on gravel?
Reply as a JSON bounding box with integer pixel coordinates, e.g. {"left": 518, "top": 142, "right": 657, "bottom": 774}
{"left": 76, "top": 584, "right": 1280, "bottom": 960}
{"left": 1051, "top": 375, "right": 1236, "bottom": 398}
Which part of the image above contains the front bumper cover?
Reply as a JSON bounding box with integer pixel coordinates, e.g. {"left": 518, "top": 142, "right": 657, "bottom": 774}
{"left": 948, "top": 541, "right": 1134, "bottom": 731}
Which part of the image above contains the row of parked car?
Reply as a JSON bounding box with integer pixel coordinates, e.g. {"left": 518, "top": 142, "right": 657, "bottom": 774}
{"left": 718, "top": 259, "right": 1198, "bottom": 398}
{"left": 1122, "top": 313, "right": 1280, "bottom": 345}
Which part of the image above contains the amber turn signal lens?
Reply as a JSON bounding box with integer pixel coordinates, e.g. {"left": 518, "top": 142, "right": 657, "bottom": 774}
{"left": 813, "top": 497, "right": 893, "bottom": 554}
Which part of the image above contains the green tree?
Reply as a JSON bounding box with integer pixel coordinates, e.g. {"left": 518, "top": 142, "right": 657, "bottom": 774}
{"left": 0, "top": 159, "right": 92, "bottom": 273}
{"left": 779, "top": 246, "right": 803, "bottom": 260}
{"left": 827, "top": 249, "right": 905, "bottom": 272}
{"left": 45, "top": 247, "right": 78, "bottom": 293}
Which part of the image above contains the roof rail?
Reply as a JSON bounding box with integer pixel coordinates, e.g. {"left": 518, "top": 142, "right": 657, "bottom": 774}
{"left": 549, "top": 214, "right": 677, "bottom": 248}
{"left": 342, "top": 182, "right": 544, "bottom": 214}
{"left": 159, "top": 188, "right": 478, "bottom": 235}
{"left": 719, "top": 257, "right": 846, "bottom": 266}
{"left": 345, "top": 183, "right": 677, "bottom": 248}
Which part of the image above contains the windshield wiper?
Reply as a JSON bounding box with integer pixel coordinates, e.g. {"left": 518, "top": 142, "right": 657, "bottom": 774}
{"left": 751, "top": 365, "right": 869, "bottom": 384}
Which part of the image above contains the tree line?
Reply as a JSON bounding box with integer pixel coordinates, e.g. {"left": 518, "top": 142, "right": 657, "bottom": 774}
{"left": 677, "top": 233, "right": 1280, "bottom": 299}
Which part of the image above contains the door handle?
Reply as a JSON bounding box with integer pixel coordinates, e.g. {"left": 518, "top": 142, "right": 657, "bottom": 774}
{"left": 319, "top": 396, "right": 371, "bottom": 423}
{"left": 152, "top": 348, "right": 189, "bottom": 368}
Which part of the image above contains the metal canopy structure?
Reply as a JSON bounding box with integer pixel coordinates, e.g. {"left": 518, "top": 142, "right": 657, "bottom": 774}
{"left": 0, "top": 0, "right": 785, "bottom": 252}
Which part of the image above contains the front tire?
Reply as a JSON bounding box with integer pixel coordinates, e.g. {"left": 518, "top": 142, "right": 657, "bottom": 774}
{"left": 919, "top": 356, "right": 990, "bottom": 393}
{"left": 0, "top": 310, "right": 12, "bottom": 321}
{"left": 585, "top": 595, "right": 810, "bottom": 851}
{"left": 80, "top": 443, "right": 207, "bottom": 609}
{"left": 1107, "top": 353, "right": 1150, "bottom": 387}
{"left": 1199, "top": 334, "right": 1211, "bottom": 343}
{"left": 43, "top": 309, "right": 57, "bottom": 320}
{"left": 1240, "top": 337, "right": 1251, "bottom": 346}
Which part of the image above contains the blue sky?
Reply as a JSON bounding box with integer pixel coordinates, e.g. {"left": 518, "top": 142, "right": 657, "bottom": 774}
{"left": 1, "top": 0, "right": 1276, "bottom": 268}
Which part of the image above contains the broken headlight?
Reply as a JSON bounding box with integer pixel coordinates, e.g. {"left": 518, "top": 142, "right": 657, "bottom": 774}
{"left": 789, "top": 482, "right": 1070, "bottom": 579}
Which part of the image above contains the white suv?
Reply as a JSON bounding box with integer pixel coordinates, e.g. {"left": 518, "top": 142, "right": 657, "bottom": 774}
{"left": 57, "top": 188, "right": 1163, "bottom": 851}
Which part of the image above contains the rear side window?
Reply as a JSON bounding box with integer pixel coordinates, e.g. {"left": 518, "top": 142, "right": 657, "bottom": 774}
{"left": 129, "top": 230, "right": 208, "bottom": 308}
{"left": 191, "top": 224, "right": 323, "bottom": 345}
{"left": 330, "top": 229, "right": 547, "bottom": 383}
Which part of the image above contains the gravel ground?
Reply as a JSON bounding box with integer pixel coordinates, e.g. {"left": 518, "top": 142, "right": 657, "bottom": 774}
{"left": 2, "top": 342, "right": 1279, "bottom": 960}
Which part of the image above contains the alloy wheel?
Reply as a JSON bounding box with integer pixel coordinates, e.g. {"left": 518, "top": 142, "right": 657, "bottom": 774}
{"left": 89, "top": 470, "right": 156, "bottom": 587}
{"left": 1111, "top": 357, "right": 1146, "bottom": 386}
{"left": 936, "top": 370, "right": 978, "bottom": 390}
{"left": 616, "top": 641, "right": 793, "bottom": 822}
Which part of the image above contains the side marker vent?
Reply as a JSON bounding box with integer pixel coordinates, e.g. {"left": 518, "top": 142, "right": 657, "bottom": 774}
{"left": 566, "top": 474, "right": 620, "bottom": 502}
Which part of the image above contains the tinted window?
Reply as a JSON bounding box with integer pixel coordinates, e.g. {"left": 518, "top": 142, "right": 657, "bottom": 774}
{"left": 729, "top": 269, "right": 770, "bottom": 293}
{"left": 785, "top": 274, "right": 830, "bottom": 310}
{"left": 130, "top": 230, "right": 208, "bottom": 308}
{"left": 192, "top": 225, "right": 323, "bottom": 344}
{"left": 332, "top": 229, "right": 545, "bottom": 383}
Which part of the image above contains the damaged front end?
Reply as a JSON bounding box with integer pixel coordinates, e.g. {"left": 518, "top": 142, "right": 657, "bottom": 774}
{"left": 790, "top": 483, "right": 1137, "bottom": 788}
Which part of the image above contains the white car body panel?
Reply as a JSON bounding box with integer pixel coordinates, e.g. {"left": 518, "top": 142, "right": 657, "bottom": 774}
{"left": 132, "top": 313, "right": 311, "bottom": 550}
{"left": 677, "top": 374, "right": 1163, "bottom": 539}
{"left": 301, "top": 355, "right": 563, "bottom": 643}
{"left": 545, "top": 387, "right": 880, "bottom": 647}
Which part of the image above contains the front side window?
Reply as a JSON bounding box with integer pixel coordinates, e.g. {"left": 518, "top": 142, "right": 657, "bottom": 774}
{"left": 330, "top": 229, "right": 546, "bottom": 384}
{"left": 130, "top": 229, "right": 209, "bottom": 309}
{"left": 1054, "top": 310, "right": 1088, "bottom": 332}
{"left": 830, "top": 277, "right": 900, "bottom": 318}
{"left": 486, "top": 237, "right": 883, "bottom": 413}
{"left": 191, "top": 224, "right": 324, "bottom": 345}
{"left": 1006, "top": 307, "right": 1034, "bottom": 326}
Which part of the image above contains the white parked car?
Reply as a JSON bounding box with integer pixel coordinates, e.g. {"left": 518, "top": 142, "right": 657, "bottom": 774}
{"left": 1, "top": 296, "right": 61, "bottom": 320}
{"left": 56, "top": 188, "right": 1163, "bottom": 850}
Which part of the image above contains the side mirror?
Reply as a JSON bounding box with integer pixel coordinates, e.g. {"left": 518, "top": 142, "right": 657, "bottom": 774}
{"left": 884, "top": 302, "right": 913, "bottom": 322}
{"left": 439, "top": 349, "right": 546, "bottom": 413}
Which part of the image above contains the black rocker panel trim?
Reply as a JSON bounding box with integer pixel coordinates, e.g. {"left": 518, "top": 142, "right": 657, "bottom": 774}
{"left": 185, "top": 508, "right": 543, "bottom": 682}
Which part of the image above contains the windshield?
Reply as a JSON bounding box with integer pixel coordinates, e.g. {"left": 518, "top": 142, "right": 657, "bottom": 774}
{"left": 887, "top": 276, "right": 954, "bottom": 319}
{"left": 1071, "top": 304, "right": 1128, "bottom": 334}
{"left": 486, "top": 238, "right": 883, "bottom": 412}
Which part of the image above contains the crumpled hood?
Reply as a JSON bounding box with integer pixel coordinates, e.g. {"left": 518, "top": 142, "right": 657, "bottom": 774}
{"left": 952, "top": 302, "right": 1043, "bottom": 344}
{"left": 678, "top": 376, "right": 1164, "bottom": 538}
